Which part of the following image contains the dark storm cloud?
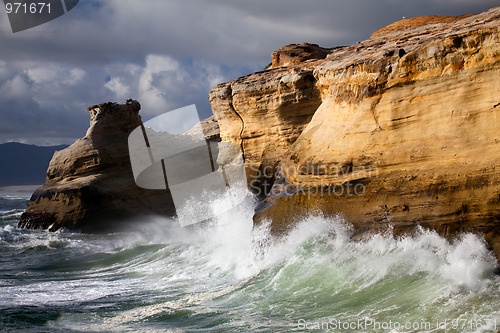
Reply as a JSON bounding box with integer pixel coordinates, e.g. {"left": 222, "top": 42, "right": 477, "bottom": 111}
{"left": 0, "top": 0, "right": 498, "bottom": 144}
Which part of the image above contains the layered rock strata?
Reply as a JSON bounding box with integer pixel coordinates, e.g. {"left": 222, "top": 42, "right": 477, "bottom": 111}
{"left": 209, "top": 58, "right": 324, "bottom": 196}
{"left": 19, "top": 100, "right": 177, "bottom": 232}
{"left": 210, "top": 7, "right": 500, "bottom": 259}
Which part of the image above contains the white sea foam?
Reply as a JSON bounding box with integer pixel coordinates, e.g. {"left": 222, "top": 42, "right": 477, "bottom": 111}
{"left": 1, "top": 185, "right": 498, "bottom": 332}
{"left": 110, "top": 187, "right": 499, "bottom": 295}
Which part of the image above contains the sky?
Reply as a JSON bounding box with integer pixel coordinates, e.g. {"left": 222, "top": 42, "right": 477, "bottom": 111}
{"left": 0, "top": 0, "right": 498, "bottom": 145}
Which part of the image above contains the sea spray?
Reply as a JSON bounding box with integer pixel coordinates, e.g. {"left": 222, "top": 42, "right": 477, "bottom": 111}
{"left": 1, "top": 190, "right": 499, "bottom": 332}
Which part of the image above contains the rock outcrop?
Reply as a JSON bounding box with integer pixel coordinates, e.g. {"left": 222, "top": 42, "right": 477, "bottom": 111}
{"left": 19, "top": 100, "right": 177, "bottom": 232}
{"left": 209, "top": 7, "right": 500, "bottom": 259}
{"left": 269, "top": 43, "right": 334, "bottom": 69}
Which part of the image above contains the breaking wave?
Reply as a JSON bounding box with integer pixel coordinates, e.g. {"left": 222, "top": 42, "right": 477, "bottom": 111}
{"left": 0, "top": 189, "right": 499, "bottom": 332}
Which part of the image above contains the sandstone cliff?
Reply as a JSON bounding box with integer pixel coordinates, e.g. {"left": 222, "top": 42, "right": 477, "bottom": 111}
{"left": 209, "top": 7, "right": 500, "bottom": 258}
{"left": 19, "top": 100, "right": 177, "bottom": 232}
{"left": 209, "top": 55, "right": 324, "bottom": 196}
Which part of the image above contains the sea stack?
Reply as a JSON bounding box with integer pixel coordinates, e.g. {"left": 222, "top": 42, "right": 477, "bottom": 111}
{"left": 18, "top": 100, "right": 176, "bottom": 232}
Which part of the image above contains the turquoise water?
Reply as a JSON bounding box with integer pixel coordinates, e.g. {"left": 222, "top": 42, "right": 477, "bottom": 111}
{"left": 0, "top": 190, "right": 499, "bottom": 332}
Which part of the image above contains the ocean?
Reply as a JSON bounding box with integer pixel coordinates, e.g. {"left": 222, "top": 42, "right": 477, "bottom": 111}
{"left": 0, "top": 188, "right": 499, "bottom": 332}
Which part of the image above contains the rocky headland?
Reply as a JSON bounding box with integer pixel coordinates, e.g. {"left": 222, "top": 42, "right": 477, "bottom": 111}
{"left": 19, "top": 7, "right": 500, "bottom": 260}
{"left": 209, "top": 7, "right": 500, "bottom": 259}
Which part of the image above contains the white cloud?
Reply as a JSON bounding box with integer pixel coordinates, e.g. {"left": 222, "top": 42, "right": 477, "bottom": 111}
{"left": 105, "top": 77, "right": 130, "bottom": 99}
{"left": 104, "top": 54, "right": 227, "bottom": 119}
{"left": 26, "top": 66, "right": 58, "bottom": 84}
{"left": 27, "top": 65, "right": 86, "bottom": 85}
{"left": 64, "top": 68, "right": 86, "bottom": 85}
{"left": 0, "top": 75, "right": 30, "bottom": 99}
{"left": 137, "top": 55, "right": 180, "bottom": 114}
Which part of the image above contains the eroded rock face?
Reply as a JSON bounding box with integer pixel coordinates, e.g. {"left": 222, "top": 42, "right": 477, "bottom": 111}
{"left": 210, "top": 7, "right": 500, "bottom": 259}
{"left": 209, "top": 64, "right": 323, "bottom": 196}
{"left": 19, "top": 100, "right": 176, "bottom": 232}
